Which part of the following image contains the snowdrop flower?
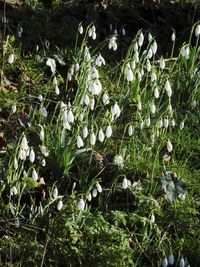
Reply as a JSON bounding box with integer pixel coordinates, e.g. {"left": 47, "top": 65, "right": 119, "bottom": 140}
{"left": 151, "top": 72, "right": 157, "bottom": 82}
{"left": 154, "top": 87, "right": 160, "bottom": 98}
{"left": 8, "top": 54, "right": 14, "bottom": 64}
{"left": 148, "top": 32, "right": 153, "bottom": 42}
{"left": 38, "top": 94, "right": 43, "bottom": 102}
{"left": 41, "top": 107, "right": 48, "bottom": 118}
{"left": 55, "top": 86, "right": 60, "bottom": 95}
{"left": 122, "top": 177, "right": 128, "bottom": 189}
{"left": 92, "top": 188, "right": 98, "bottom": 198}
{"left": 86, "top": 193, "right": 92, "bottom": 202}
{"left": 158, "top": 119, "right": 163, "bottom": 128}
{"left": 53, "top": 187, "right": 58, "bottom": 199}
{"left": 67, "top": 110, "right": 74, "bottom": 123}
{"left": 134, "top": 42, "right": 138, "bottom": 51}
{"left": 14, "top": 157, "right": 18, "bottom": 170}
{"left": 162, "top": 258, "right": 168, "bottom": 267}
{"left": 195, "top": 24, "right": 200, "bottom": 37}
{"left": 168, "top": 254, "right": 174, "bottom": 265}
{"left": 138, "top": 31, "right": 144, "bottom": 47}
{"left": 74, "top": 62, "right": 80, "bottom": 72}
{"left": 146, "top": 116, "right": 151, "bottom": 127}
{"left": 179, "top": 257, "right": 185, "bottom": 267}
{"left": 78, "top": 23, "right": 83, "bottom": 34}
{"left": 19, "top": 148, "right": 26, "bottom": 160}
{"left": 167, "top": 140, "right": 173, "bottom": 152}
{"left": 77, "top": 136, "right": 84, "bottom": 148}
{"left": 98, "top": 129, "right": 105, "bottom": 142}
{"left": 102, "top": 93, "right": 109, "bottom": 105}
{"left": 165, "top": 80, "right": 172, "bottom": 97}
{"left": 111, "top": 103, "right": 121, "bottom": 119}
{"left": 90, "top": 132, "right": 96, "bottom": 146}
{"left": 84, "top": 95, "right": 90, "bottom": 106}
{"left": 21, "top": 136, "right": 29, "bottom": 150}
{"left": 106, "top": 125, "right": 112, "bottom": 138}
{"left": 32, "top": 168, "right": 38, "bottom": 181}
{"left": 54, "top": 54, "right": 66, "bottom": 66}
{"left": 41, "top": 158, "right": 46, "bottom": 167}
{"left": 151, "top": 40, "right": 157, "bottom": 54}
{"left": 12, "top": 186, "right": 18, "bottom": 196}
{"left": 83, "top": 126, "right": 88, "bottom": 139}
{"left": 171, "top": 31, "right": 176, "bottom": 42}
{"left": 171, "top": 119, "right": 176, "bottom": 127}
{"left": 126, "top": 65, "right": 134, "bottom": 81}
{"left": 57, "top": 200, "right": 63, "bottom": 211}
{"left": 78, "top": 199, "right": 85, "bottom": 211}
{"left": 140, "top": 119, "right": 144, "bottom": 129}
{"left": 40, "top": 128, "right": 44, "bottom": 141}
{"left": 147, "top": 47, "right": 153, "bottom": 59}
{"left": 90, "top": 98, "right": 95, "bottom": 110}
{"left": 146, "top": 59, "right": 151, "bottom": 72}
{"left": 46, "top": 58, "right": 56, "bottom": 74}
{"left": 128, "top": 125, "right": 133, "bottom": 136}
{"left": 168, "top": 104, "right": 173, "bottom": 114}
{"left": 122, "top": 27, "right": 126, "bottom": 36}
{"left": 12, "top": 104, "right": 16, "bottom": 114}
{"left": 84, "top": 46, "right": 91, "bottom": 61}
{"left": 164, "top": 118, "right": 169, "bottom": 128}
{"left": 17, "top": 26, "right": 23, "bottom": 38}
{"left": 180, "top": 46, "right": 190, "bottom": 60}
{"left": 95, "top": 54, "right": 105, "bottom": 66}
{"left": 138, "top": 101, "right": 142, "bottom": 111}
{"left": 151, "top": 103, "right": 156, "bottom": 114}
{"left": 150, "top": 213, "right": 155, "bottom": 223}
{"left": 91, "top": 79, "right": 102, "bottom": 95}
{"left": 90, "top": 66, "right": 99, "bottom": 79}
{"left": 108, "top": 36, "right": 118, "bottom": 51}
{"left": 29, "top": 149, "right": 35, "bottom": 163}
{"left": 114, "top": 155, "right": 124, "bottom": 168}
{"left": 159, "top": 57, "right": 165, "bottom": 69}
{"left": 40, "top": 145, "right": 49, "bottom": 157}
{"left": 180, "top": 121, "right": 184, "bottom": 130}
{"left": 131, "top": 60, "right": 136, "bottom": 70}
{"left": 96, "top": 182, "right": 102, "bottom": 193}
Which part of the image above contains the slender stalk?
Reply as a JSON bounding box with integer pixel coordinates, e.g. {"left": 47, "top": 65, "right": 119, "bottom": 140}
{"left": 1, "top": 0, "right": 6, "bottom": 85}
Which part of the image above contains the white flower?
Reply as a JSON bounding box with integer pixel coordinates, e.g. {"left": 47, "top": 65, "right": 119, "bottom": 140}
{"left": 158, "top": 119, "right": 163, "bottom": 128}
{"left": 146, "top": 117, "right": 151, "bottom": 127}
{"left": 151, "top": 103, "right": 156, "bottom": 114}
{"left": 108, "top": 36, "right": 118, "bottom": 51}
{"left": 29, "top": 149, "right": 35, "bottom": 163}
{"left": 40, "top": 145, "right": 49, "bottom": 157}
{"left": 180, "top": 121, "right": 184, "bottom": 130}
{"left": 90, "top": 132, "right": 96, "bottom": 146}
{"left": 78, "top": 24, "right": 83, "bottom": 34}
{"left": 55, "top": 86, "right": 60, "bottom": 95}
{"left": 168, "top": 104, "right": 173, "bottom": 114}
{"left": 148, "top": 32, "right": 153, "bottom": 42}
{"left": 122, "top": 177, "right": 128, "bottom": 189}
{"left": 40, "top": 129, "right": 45, "bottom": 141}
{"left": 140, "top": 119, "right": 144, "bottom": 129}
{"left": 106, "top": 125, "right": 112, "bottom": 138}
{"left": 32, "top": 168, "right": 38, "bottom": 181}
{"left": 147, "top": 47, "right": 153, "bottom": 59}
{"left": 54, "top": 55, "right": 66, "bottom": 66}
{"left": 21, "top": 136, "right": 29, "bottom": 150}
{"left": 95, "top": 54, "right": 105, "bottom": 66}
{"left": 180, "top": 46, "right": 190, "bottom": 60}
{"left": 38, "top": 94, "right": 43, "bottom": 102}
{"left": 138, "top": 101, "right": 142, "bottom": 111}
{"left": 126, "top": 68, "right": 134, "bottom": 81}
{"left": 168, "top": 255, "right": 174, "bottom": 265}
{"left": 14, "top": 157, "right": 18, "bottom": 170}
{"left": 150, "top": 213, "right": 155, "bottom": 223}
{"left": 67, "top": 110, "right": 74, "bottom": 123}
{"left": 131, "top": 60, "right": 136, "bottom": 70}
{"left": 77, "top": 135, "right": 84, "bottom": 148}
{"left": 111, "top": 103, "right": 121, "bottom": 119}
{"left": 84, "top": 46, "right": 91, "bottom": 61}
{"left": 92, "top": 188, "right": 98, "bottom": 198}
{"left": 96, "top": 182, "right": 102, "bottom": 193}
{"left": 154, "top": 87, "right": 160, "bottom": 98}
{"left": 57, "top": 200, "right": 63, "bottom": 211}
{"left": 41, "top": 158, "right": 46, "bottom": 167}
{"left": 53, "top": 187, "right": 58, "bottom": 199}
{"left": 91, "top": 79, "right": 102, "bottom": 95}
{"left": 122, "top": 27, "right": 126, "bottom": 36}
{"left": 41, "top": 107, "right": 48, "bottom": 118}
{"left": 46, "top": 58, "right": 56, "bottom": 74}
{"left": 8, "top": 54, "right": 14, "bottom": 64}
{"left": 195, "top": 24, "right": 200, "bottom": 37}
{"left": 12, "top": 186, "right": 18, "bottom": 195}
{"left": 159, "top": 57, "right": 165, "bottom": 69}
{"left": 179, "top": 257, "right": 185, "bottom": 267}
{"left": 128, "top": 125, "right": 133, "bottom": 136}
{"left": 98, "top": 129, "right": 105, "bottom": 142}
{"left": 83, "top": 126, "right": 88, "bottom": 139}
{"left": 90, "top": 98, "right": 95, "bottom": 110}
{"left": 164, "top": 118, "right": 169, "bottom": 128}
{"left": 171, "top": 32, "right": 176, "bottom": 42}
{"left": 102, "top": 93, "right": 109, "bottom": 105}
{"left": 165, "top": 80, "right": 172, "bottom": 97}
{"left": 146, "top": 59, "right": 151, "bottom": 72}
{"left": 114, "top": 155, "right": 124, "bottom": 168}
{"left": 19, "top": 148, "right": 26, "bottom": 160}
{"left": 167, "top": 140, "right": 173, "bottom": 152}
{"left": 86, "top": 193, "right": 92, "bottom": 201}
{"left": 162, "top": 258, "right": 168, "bottom": 267}
{"left": 12, "top": 104, "right": 16, "bottom": 114}
{"left": 78, "top": 199, "right": 85, "bottom": 211}
{"left": 151, "top": 72, "right": 157, "bottom": 82}
{"left": 138, "top": 32, "right": 144, "bottom": 47}
{"left": 171, "top": 119, "right": 176, "bottom": 127}
{"left": 18, "top": 27, "right": 23, "bottom": 38}
{"left": 151, "top": 40, "right": 157, "bottom": 54}
{"left": 84, "top": 95, "right": 90, "bottom": 106}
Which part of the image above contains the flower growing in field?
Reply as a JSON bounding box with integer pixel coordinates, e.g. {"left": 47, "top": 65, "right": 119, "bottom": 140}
{"left": 108, "top": 36, "right": 117, "bottom": 51}
{"left": 8, "top": 54, "right": 14, "bottom": 64}
{"left": 78, "top": 199, "right": 85, "bottom": 211}
{"left": 114, "top": 155, "right": 124, "bottom": 169}
{"left": 167, "top": 140, "right": 173, "bottom": 152}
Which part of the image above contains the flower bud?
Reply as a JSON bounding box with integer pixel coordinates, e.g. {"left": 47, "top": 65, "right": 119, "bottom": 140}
{"left": 78, "top": 199, "right": 85, "bottom": 211}
{"left": 57, "top": 200, "right": 63, "bottom": 211}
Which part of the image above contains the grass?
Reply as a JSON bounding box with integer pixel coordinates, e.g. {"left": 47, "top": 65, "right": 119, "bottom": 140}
{"left": 0, "top": 8, "right": 200, "bottom": 267}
